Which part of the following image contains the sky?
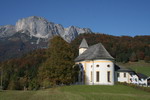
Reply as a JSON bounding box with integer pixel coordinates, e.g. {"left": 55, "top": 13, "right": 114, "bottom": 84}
{"left": 0, "top": 0, "right": 150, "bottom": 36}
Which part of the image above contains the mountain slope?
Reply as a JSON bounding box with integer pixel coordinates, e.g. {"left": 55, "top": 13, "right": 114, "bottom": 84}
{"left": 0, "top": 32, "right": 48, "bottom": 61}
{"left": 0, "top": 16, "right": 92, "bottom": 61}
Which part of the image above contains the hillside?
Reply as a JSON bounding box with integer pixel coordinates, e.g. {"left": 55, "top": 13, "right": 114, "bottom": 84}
{"left": 0, "top": 34, "right": 150, "bottom": 90}
{"left": 0, "top": 16, "right": 92, "bottom": 61}
{"left": 117, "top": 60, "right": 150, "bottom": 76}
{"left": 0, "top": 32, "right": 150, "bottom": 62}
{"left": 0, "top": 85, "right": 150, "bottom": 100}
{"left": 71, "top": 33, "right": 150, "bottom": 63}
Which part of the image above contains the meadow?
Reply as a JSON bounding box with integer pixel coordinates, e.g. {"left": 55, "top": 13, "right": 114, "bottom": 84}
{"left": 0, "top": 85, "right": 150, "bottom": 100}
{"left": 117, "top": 60, "right": 150, "bottom": 76}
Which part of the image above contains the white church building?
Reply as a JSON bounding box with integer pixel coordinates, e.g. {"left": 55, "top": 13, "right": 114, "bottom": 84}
{"left": 74, "top": 38, "right": 150, "bottom": 86}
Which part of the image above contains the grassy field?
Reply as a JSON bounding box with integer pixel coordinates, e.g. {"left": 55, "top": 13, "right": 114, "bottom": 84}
{"left": 117, "top": 60, "right": 150, "bottom": 76}
{"left": 0, "top": 85, "right": 150, "bottom": 100}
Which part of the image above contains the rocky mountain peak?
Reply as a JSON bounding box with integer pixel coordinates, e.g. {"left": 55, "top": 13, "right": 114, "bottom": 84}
{"left": 0, "top": 16, "right": 93, "bottom": 61}
{"left": 0, "top": 25, "right": 16, "bottom": 37}
{"left": 1, "top": 16, "right": 92, "bottom": 42}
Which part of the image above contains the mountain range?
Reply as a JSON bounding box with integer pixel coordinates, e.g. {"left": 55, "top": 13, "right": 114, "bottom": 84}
{"left": 0, "top": 16, "right": 92, "bottom": 42}
{"left": 0, "top": 16, "right": 92, "bottom": 61}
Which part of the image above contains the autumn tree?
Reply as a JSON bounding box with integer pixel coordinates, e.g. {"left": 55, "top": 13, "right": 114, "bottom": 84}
{"left": 39, "top": 36, "right": 75, "bottom": 87}
{"left": 129, "top": 52, "right": 138, "bottom": 62}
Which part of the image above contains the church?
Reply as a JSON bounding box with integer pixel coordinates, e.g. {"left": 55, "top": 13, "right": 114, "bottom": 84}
{"left": 74, "top": 38, "right": 150, "bottom": 86}
{"left": 75, "top": 38, "right": 115, "bottom": 85}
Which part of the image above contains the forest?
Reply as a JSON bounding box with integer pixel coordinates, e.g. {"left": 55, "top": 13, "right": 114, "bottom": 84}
{"left": 71, "top": 33, "right": 150, "bottom": 63}
{"left": 0, "top": 33, "right": 150, "bottom": 90}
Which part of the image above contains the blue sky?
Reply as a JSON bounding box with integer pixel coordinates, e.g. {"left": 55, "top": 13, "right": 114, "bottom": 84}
{"left": 0, "top": 0, "right": 150, "bottom": 36}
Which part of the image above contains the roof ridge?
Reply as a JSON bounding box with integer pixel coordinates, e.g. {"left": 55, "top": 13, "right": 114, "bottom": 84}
{"left": 75, "top": 42, "right": 114, "bottom": 62}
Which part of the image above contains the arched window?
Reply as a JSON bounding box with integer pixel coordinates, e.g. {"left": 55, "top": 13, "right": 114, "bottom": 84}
{"left": 96, "top": 65, "right": 99, "bottom": 67}
{"left": 91, "top": 71, "right": 92, "bottom": 82}
{"left": 107, "top": 71, "right": 111, "bottom": 82}
{"left": 107, "top": 65, "right": 110, "bottom": 67}
{"left": 96, "top": 71, "right": 100, "bottom": 82}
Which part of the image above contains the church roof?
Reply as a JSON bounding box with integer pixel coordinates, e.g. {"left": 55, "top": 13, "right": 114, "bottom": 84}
{"left": 75, "top": 43, "right": 114, "bottom": 62}
{"left": 79, "top": 38, "right": 88, "bottom": 48}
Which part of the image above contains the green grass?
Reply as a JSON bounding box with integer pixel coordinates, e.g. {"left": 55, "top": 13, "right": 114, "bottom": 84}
{"left": 0, "top": 85, "right": 150, "bottom": 100}
{"left": 117, "top": 60, "right": 150, "bottom": 76}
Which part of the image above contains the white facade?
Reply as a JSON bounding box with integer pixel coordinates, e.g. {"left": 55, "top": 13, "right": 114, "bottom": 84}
{"left": 117, "top": 71, "right": 149, "bottom": 86}
{"left": 117, "top": 72, "right": 131, "bottom": 83}
{"left": 139, "top": 79, "right": 147, "bottom": 86}
{"left": 77, "top": 59, "right": 114, "bottom": 85}
{"left": 130, "top": 74, "right": 139, "bottom": 84}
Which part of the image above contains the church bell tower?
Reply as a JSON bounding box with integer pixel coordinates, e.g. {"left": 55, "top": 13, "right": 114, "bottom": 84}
{"left": 79, "top": 38, "right": 88, "bottom": 55}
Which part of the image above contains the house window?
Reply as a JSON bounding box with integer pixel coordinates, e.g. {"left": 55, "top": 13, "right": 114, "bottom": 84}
{"left": 117, "top": 73, "right": 120, "bottom": 77}
{"left": 124, "top": 73, "right": 126, "bottom": 78}
{"left": 107, "top": 65, "right": 110, "bottom": 67}
{"left": 130, "top": 78, "right": 132, "bottom": 82}
{"left": 96, "top": 65, "right": 99, "bottom": 67}
{"left": 107, "top": 71, "right": 111, "bottom": 82}
{"left": 91, "top": 71, "right": 92, "bottom": 82}
{"left": 96, "top": 71, "right": 100, "bottom": 82}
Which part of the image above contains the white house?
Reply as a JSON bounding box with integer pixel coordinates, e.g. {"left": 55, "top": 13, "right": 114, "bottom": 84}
{"left": 117, "top": 68, "right": 139, "bottom": 84}
{"left": 74, "top": 38, "right": 150, "bottom": 87}
{"left": 117, "top": 67, "right": 150, "bottom": 86}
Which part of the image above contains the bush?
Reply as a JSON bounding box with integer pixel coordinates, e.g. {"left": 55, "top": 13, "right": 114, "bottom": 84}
{"left": 144, "top": 56, "right": 150, "bottom": 63}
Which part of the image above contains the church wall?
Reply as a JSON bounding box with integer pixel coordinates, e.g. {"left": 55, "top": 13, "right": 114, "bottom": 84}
{"left": 79, "top": 59, "right": 114, "bottom": 85}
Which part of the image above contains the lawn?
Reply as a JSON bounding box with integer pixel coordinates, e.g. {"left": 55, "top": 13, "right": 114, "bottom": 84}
{"left": 117, "top": 60, "right": 150, "bottom": 76}
{"left": 0, "top": 85, "right": 150, "bottom": 100}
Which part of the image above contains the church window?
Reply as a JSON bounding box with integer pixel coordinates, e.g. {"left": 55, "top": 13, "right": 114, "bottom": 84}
{"left": 124, "top": 73, "right": 126, "bottom": 78}
{"left": 91, "top": 71, "right": 92, "bottom": 82}
{"left": 96, "top": 71, "right": 100, "bottom": 82}
{"left": 107, "top": 65, "right": 110, "bottom": 67}
{"left": 96, "top": 65, "right": 99, "bottom": 67}
{"left": 107, "top": 71, "right": 111, "bottom": 82}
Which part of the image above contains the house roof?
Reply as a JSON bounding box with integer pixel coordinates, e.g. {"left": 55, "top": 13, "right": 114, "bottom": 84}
{"left": 79, "top": 38, "right": 88, "bottom": 48}
{"left": 117, "top": 68, "right": 134, "bottom": 72}
{"left": 117, "top": 66, "right": 136, "bottom": 74}
{"left": 75, "top": 43, "right": 114, "bottom": 62}
{"left": 114, "top": 64, "right": 121, "bottom": 71}
{"left": 137, "top": 73, "right": 148, "bottom": 79}
{"left": 117, "top": 67, "right": 148, "bottom": 79}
